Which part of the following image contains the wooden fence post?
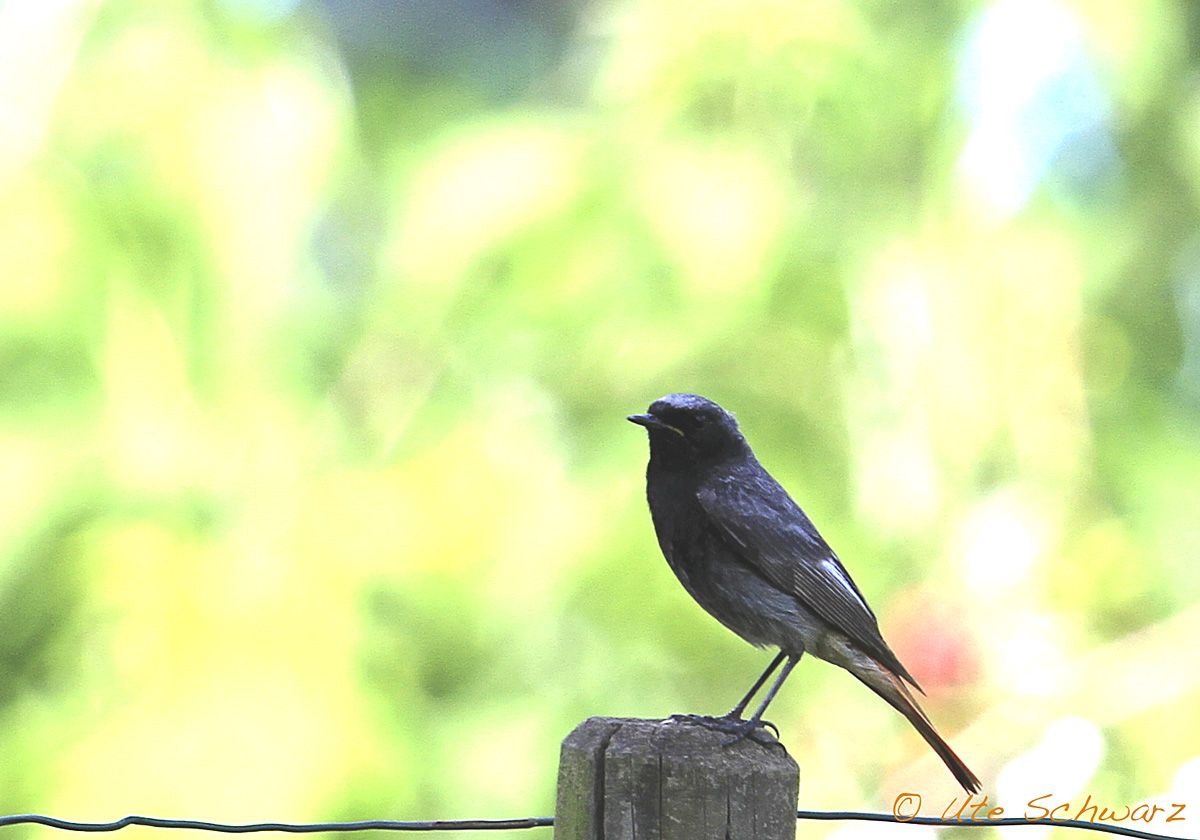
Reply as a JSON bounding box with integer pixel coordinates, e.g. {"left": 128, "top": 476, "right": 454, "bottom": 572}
{"left": 555, "top": 717, "right": 799, "bottom": 840}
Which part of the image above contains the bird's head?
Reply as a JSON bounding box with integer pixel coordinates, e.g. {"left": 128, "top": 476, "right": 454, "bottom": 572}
{"left": 628, "top": 393, "right": 748, "bottom": 465}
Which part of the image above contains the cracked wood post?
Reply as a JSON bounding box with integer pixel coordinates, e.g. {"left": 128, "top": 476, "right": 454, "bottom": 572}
{"left": 555, "top": 717, "right": 799, "bottom": 840}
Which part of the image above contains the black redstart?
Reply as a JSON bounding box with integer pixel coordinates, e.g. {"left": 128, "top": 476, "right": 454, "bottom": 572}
{"left": 629, "top": 392, "right": 980, "bottom": 793}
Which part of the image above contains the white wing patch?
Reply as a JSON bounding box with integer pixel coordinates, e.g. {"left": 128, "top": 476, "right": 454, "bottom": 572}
{"left": 822, "top": 556, "right": 859, "bottom": 599}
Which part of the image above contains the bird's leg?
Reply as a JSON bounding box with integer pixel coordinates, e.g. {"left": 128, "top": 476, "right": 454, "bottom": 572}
{"left": 668, "top": 652, "right": 802, "bottom": 748}
{"left": 669, "top": 650, "right": 785, "bottom": 726}
{"left": 726, "top": 650, "right": 788, "bottom": 721}
{"left": 720, "top": 652, "right": 802, "bottom": 747}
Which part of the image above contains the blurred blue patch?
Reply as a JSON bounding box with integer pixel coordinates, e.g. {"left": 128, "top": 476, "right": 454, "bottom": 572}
{"left": 314, "top": 0, "right": 582, "bottom": 101}
{"left": 956, "top": 0, "right": 1121, "bottom": 217}
{"left": 218, "top": 0, "right": 304, "bottom": 24}
{"left": 1173, "top": 238, "right": 1200, "bottom": 407}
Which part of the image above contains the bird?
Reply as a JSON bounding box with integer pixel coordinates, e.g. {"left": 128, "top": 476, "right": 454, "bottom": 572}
{"left": 628, "top": 392, "right": 981, "bottom": 793}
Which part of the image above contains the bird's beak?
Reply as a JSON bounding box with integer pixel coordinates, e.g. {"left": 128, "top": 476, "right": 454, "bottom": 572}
{"left": 627, "top": 414, "right": 684, "bottom": 436}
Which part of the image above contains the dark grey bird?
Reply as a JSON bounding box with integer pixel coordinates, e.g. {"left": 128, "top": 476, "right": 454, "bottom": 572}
{"left": 628, "top": 393, "right": 981, "bottom": 793}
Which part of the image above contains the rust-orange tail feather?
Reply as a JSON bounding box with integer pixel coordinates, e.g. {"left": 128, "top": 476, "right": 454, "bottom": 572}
{"left": 862, "top": 667, "right": 981, "bottom": 794}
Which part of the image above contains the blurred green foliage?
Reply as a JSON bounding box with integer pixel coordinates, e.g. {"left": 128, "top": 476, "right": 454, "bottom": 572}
{"left": 1, "top": 0, "right": 1199, "bottom": 838}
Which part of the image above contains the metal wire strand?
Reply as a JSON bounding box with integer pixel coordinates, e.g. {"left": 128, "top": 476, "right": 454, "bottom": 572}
{"left": 0, "top": 811, "right": 1186, "bottom": 839}
{"left": 0, "top": 816, "right": 553, "bottom": 833}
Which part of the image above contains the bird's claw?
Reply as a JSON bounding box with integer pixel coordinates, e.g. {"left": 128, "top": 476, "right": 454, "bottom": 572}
{"left": 666, "top": 713, "right": 783, "bottom": 749}
{"left": 718, "top": 717, "right": 782, "bottom": 748}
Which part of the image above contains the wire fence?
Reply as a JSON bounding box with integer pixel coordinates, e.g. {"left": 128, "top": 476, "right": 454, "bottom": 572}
{"left": 0, "top": 811, "right": 1187, "bottom": 839}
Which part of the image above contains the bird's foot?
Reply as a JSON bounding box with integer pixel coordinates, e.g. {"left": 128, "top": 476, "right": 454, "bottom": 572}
{"left": 667, "top": 713, "right": 725, "bottom": 728}
{"left": 717, "top": 716, "right": 782, "bottom": 748}
{"left": 724, "top": 711, "right": 780, "bottom": 738}
{"left": 666, "top": 713, "right": 782, "bottom": 748}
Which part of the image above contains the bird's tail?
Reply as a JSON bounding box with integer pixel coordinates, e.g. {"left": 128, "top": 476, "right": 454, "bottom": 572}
{"left": 856, "top": 663, "right": 981, "bottom": 793}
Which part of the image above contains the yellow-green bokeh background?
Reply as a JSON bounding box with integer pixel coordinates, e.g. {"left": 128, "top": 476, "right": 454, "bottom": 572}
{"left": 2, "top": 0, "right": 1199, "bottom": 838}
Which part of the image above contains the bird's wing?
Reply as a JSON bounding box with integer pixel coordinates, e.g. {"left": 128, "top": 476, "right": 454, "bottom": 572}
{"left": 698, "top": 468, "right": 921, "bottom": 690}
